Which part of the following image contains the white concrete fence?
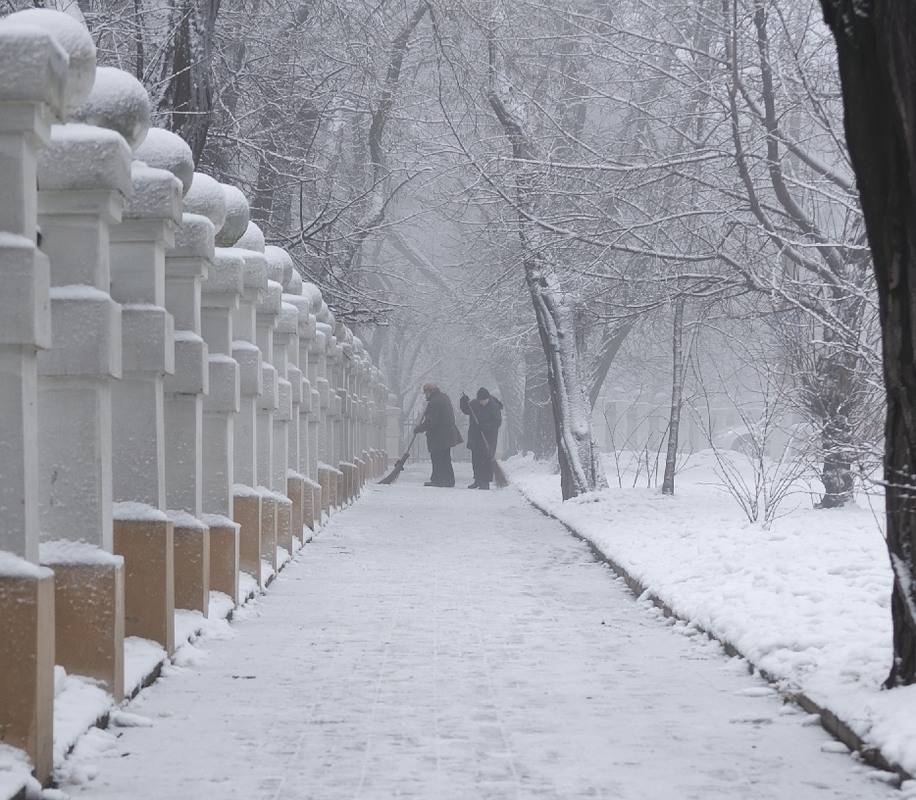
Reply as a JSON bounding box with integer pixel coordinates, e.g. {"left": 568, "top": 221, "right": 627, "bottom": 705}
{"left": 0, "top": 10, "right": 401, "bottom": 787}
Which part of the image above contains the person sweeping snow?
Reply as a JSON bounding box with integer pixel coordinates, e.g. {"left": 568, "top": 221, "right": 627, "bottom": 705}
{"left": 459, "top": 387, "right": 505, "bottom": 490}
{"left": 413, "top": 382, "right": 462, "bottom": 487}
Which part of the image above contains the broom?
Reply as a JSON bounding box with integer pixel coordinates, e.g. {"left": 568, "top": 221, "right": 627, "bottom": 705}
{"left": 379, "top": 432, "right": 418, "bottom": 485}
{"left": 467, "top": 403, "right": 509, "bottom": 488}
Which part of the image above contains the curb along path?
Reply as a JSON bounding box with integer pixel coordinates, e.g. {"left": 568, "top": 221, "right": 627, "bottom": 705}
{"left": 59, "top": 466, "right": 898, "bottom": 799}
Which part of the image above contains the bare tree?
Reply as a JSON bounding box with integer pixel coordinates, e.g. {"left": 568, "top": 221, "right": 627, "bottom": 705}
{"left": 484, "top": 11, "right": 608, "bottom": 498}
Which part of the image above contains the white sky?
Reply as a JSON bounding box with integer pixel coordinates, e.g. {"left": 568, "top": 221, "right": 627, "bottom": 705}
{"left": 12, "top": 450, "right": 912, "bottom": 799}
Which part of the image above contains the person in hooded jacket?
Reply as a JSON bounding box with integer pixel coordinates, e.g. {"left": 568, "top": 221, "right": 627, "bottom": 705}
{"left": 459, "top": 387, "right": 503, "bottom": 490}
{"left": 413, "top": 382, "right": 462, "bottom": 487}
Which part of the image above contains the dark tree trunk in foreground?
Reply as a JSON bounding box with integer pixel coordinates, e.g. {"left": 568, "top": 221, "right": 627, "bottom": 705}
{"left": 820, "top": 0, "right": 916, "bottom": 687}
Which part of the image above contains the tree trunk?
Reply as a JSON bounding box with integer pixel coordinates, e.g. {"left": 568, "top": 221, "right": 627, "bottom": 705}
{"left": 526, "top": 251, "right": 608, "bottom": 498}
{"left": 820, "top": 0, "right": 916, "bottom": 687}
{"left": 814, "top": 348, "right": 859, "bottom": 508}
{"left": 587, "top": 322, "right": 633, "bottom": 411}
{"left": 486, "top": 24, "right": 608, "bottom": 499}
{"left": 523, "top": 341, "right": 554, "bottom": 459}
{"left": 662, "top": 297, "right": 685, "bottom": 495}
{"left": 158, "top": 0, "right": 221, "bottom": 164}
{"left": 818, "top": 415, "right": 854, "bottom": 508}
{"left": 495, "top": 377, "right": 521, "bottom": 458}
{"left": 251, "top": 151, "right": 279, "bottom": 228}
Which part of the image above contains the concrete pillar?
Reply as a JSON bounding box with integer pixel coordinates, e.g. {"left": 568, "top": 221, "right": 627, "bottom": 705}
{"left": 168, "top": 510, "right": 209, "bottom": 615}
{"left": 326, "top": 330, "right": 346, "bottom": 509}
{"left": 164, "top": 207, "right": 212, "bottom": 518}
{"left": 197, "top": 182, "right": 248, "bottom": 606}
{"left": 256, "top": 278, "right": 282, "bottom": 575}
{"left": 273, "top": 303, "right": 299, "bottom": 553}
{"left": 228, "top": 224, "right": 267, "bottom": 588}
{"left": 109, "top": 162, "right": 180, "bottom": 507}
{"left": 0, "top": 560, "right": 55, "bottom": 784}
{"left": 348, "top": 334, "right": 369, "bottom": 494}
{"left": 278, "top": 298, "right": 305, "bottom": 543}
{"left": 335, "top": 324, "right": 356, "bottom": 504}
{"left": 233, "top": 222, "right": 285, "bottom": 580}
{"left": 113, "top": 504, "right": 173, "bottom": 653}
{"left": 267, "top": 245, "right": 306, "bottom": 548}
{"left": 285, "top": 286, "right": 321, "bottom": 532}
{"left": 351, "top": 343, "right": 370, "bottom": 486}
{"left": 362, "top": 364, "right": 377, "bottom": 479}
{"left": 0, "top": 11, "right": 71, "bottom": 783}
{"left": 313, "top": 323, "right": 334, "bottom": 514}
{"left": 387, "top": 394, "right": 402, "bottom": 463}
{"left": 35, "top": 65, "right": 135, "bottom": 702}
{"left": 364, "top": 355, "right": 381, "bottom": 478}
{"left": 108, "top": 128, "right": 195, "bottom": 653}
{"left": 0, "top": 20, "right": 64, "bottom": 559}
{"left": 373, "top": 372, "right": 389, "bottom": 476}
{"left": 36, "top": 121, "right": 129, "bottom": 551}
{"left": 156, "top": 174, "right": 233, "bottom": 622}
{"left": 74, "top": 74, "right": 190, "bottom": 686}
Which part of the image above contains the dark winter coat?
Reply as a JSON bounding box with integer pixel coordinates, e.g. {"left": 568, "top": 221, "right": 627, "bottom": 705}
{"left": 459, "top": 394, "right": 502, "bottom": 453}
{"left": 415, "top": 389, "right": 462, "bottom": 452}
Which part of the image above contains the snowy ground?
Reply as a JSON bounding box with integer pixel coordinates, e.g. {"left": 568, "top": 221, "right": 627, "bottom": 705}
{"left": 507, "top": 451, "right": 916, "bottom": 775}
{"left": 39, "top": 457, "right": 909, "bottom": 799}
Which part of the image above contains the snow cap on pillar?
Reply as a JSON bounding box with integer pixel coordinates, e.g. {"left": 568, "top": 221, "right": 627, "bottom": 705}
{"left": 215, "top": 185, "right": 249, "bottom": 247}
{"left": 122, "top": 162, "right": 183, "bottom": 224}
{"left": 285, "top": 269, "right": 303, "bottom": 295}
{"left": 258, "top": 280, "right": 283, "bottom": 317}
{"left": 204, "top": 247, "right": 244, "bottom": 296}
{"left": 0, "top": 21, "right": 68, "bottom": 116}
{"left": 133, "top": 128, "right": 195, "bottom": 196}
{"left": 301, "top": 282, "right": 323, "bottom": 316}
{"left": 236, "top": 221, "right": 265, "bottom": 253}
{"left": 317, "top": 303, "right": 334, "bottom": 328}
{"left": 278, "top": 303, "right": 299, "bottom": 336}
{"left": 237, "top": 250, "right": 267, "bottom": 295}
{"left": 70, "top": 66, "right": 150, "bottom": 150}
{"left": 281, "top": 289, "right": 315, "bottom": 339}
{"left": 37, "top": 124, "right": 132, "bottom": 195}
{"left": 264, "top": 245, "right": 293, "bottom": 287}
{"left": 183, "top": 173, "right": 227, "bottom": 235}
{"left": 4, "top": 8, "right": 95, "bottom": 115}
{"left": 172, "top": 213, "right": 215, "bottom": 261}
{"left": 335, "top": 322, "right": 353, "bottom": 349}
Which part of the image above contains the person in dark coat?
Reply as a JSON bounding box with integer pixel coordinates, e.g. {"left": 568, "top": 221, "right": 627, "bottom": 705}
{"left": 459, "top": 387, "right": 503, "bottom": 490}
{"left": 413, "top": 382, "right": 462, "bottom": 487}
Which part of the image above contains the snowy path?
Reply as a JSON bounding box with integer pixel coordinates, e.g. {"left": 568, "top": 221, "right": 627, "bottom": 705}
{"left": 60, "top": 465, "right": 898, "bottom": 800}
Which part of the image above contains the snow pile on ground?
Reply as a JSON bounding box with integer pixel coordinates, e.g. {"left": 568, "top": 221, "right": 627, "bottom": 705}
{"left": 505, "top": 449, "right": 916, "bottom": 774}
{"left": 0, "top": 744, "right": 35, "bottom": 800}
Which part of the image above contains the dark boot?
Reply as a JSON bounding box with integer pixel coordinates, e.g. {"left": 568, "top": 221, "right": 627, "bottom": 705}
{"left": 478, "top": 483, "right": 490, "bottom": 490}
{"left": 468, "top": 482, "right": 479, "bottom": 489}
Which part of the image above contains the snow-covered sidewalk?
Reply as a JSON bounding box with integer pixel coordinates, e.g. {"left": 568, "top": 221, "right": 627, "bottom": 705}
{"left": 507, "top": 451, "right": 916, "bottom": 779}
{"left": 54, "top": 462, "right": 900, "bottom": 799}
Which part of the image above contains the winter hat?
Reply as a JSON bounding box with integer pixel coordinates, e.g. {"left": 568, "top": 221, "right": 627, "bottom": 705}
{"left": 476, "top": 387, "right": 490, "bottom": 400}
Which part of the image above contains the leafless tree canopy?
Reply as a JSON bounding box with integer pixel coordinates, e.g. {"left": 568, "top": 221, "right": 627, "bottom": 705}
{"left": 24, "top": 0, "right": 881, "bottom": 500}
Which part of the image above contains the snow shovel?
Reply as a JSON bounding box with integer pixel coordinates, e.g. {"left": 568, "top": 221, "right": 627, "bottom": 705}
{"left": 379, "top": 432, "right": 418, "bottom": 485}
{"left": 466, "top": 404, "right": 509, "bottom": 488}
